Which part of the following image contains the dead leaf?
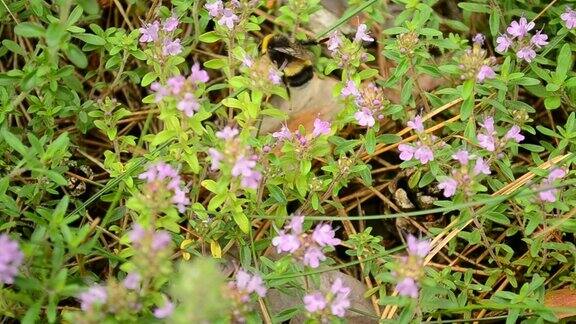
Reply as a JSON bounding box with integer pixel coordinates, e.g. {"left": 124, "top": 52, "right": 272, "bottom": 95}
{"left": 544, "top": 288, "right": 576, "bottom": 319}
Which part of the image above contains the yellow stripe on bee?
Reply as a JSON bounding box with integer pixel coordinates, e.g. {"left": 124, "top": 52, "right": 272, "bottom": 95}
{"left": 261, "top": 34, "right": 274, "bottom": 54}
{"left": 283, "top": 60, "right": 311, "bottom": 76}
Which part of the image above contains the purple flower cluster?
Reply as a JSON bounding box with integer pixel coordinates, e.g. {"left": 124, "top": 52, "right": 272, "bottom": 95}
{"left": 562, "top": 7, "right": 576, "bottom": 29}
{"left": 154, "top": 300, "right": 174, "bottom": 319}
{"left": 209, "top": 126, "right": 262, "bottom": 190}
{"left": 79, "top": 285, "right": 108, "bottom": 311}
{"left": 138, "top": 162, "right": 190, "bottom": 213}
{"left": 496, "top": 17, "right": 548, "bottom": 63}
{"left": 272, "top": 216, "right": 341, "bottom": 268}
{"left": 477, "top": 117, "right": 524, "bottom": 152}
{"left": 394, "top": 235, "right": 430, "bottom": 298}
{"left": 150, "top": 63, "right": 209, "bottom": 117}
{"left": 139, "top": 15, "right": 182, "bottom": 57}
{"left": 0, "top": 234, "right": 24, "bottom": 285}
{"left": 326, "top": 24, "right": 373, "bottom": 67}
{"left": 303, "top": 278, "right": 351, "bottom": 318}
{"left": 459, "top": 33, "right": 497, "bottom": 83}
{"left": 228, "top": 269, "right": 267, "bottom": 302}
{"left": 129, "top": 224, "right": 172, "bottom": 252}
{"left": 204, "top": 0, "right": 240, "bottom": 30}
{"left": 437, "top": 150, "right": 492, "bottom": 198}
{"left": 342, "top": 82, "right": 388, "bottom": 128}
{"left": 271, "top": 118, "right": 331, "bottom": 147}
{"left": 398, "top": 115, "right": 435, "bottom": 165}
{"left": 537, "top": 168, "right": 567, "bottom": 203}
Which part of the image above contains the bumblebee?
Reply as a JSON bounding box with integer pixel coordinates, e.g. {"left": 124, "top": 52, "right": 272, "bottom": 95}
{"left": 261, "top": 34, "right": 318, "bottom": 87}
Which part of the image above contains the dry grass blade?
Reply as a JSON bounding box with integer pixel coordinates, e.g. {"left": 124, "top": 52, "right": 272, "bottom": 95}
{"left": 381, "top": 153, "right": 571, "bottom": 319}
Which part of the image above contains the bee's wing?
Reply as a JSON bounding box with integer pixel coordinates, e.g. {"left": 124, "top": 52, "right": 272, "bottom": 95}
{"left": 273, "top": 46, "right": 313, "bottom": 61}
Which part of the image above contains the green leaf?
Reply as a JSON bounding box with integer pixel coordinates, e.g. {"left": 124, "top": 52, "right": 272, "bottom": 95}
{"left": 2, "top": 40, "right": 26, "bottom": 56}
{"left": 46, "top": 23, "right": 66, "bottom": 48}
{"left": 14, "top": 22, "right": 45, "bottom": 38}
{"left": 544, "top": 96, "right": 561, "bottom": 110}
{"left": 233, "top": 212, "right": 250, "bottom": 234}
{"left": 74, "top": 33, "right": 106, "bottom": 45}
{"left": 64, "top": 44, "right": 88, "bottom": 68}
{"left": 556, "top": 43, "right": 572, "bottom": 82}
{"left": 365, "top": 128, "right": 376, "bottom": 154}
{"left": 458, "top": 2, "right": 491, "bottom": 13}
{"left": 141, "top": 71, "right": 157, "bottom": 87}
{"left": 460, "top": 96, "right": 474, "bottom": 120}
{"left": 461, "top": 79, "right": 474, "bottom": 99}
{"left": 1, "top": 128, "right": 27, "bottom": 155}
{"left": 204, "top": 58, "right": 227, "bottom": 69}
{"left": 199, "top": 31, "right": 221, "bottom": 43}
{"left": 489, "top": 12, "right": 500, "bottom": 37}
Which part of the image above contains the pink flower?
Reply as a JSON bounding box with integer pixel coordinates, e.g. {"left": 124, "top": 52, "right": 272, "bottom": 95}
{"left": 312, "top": 118, "right": 331, "bottom": 137}
{"left": 303, "top": 247, "right": 326, "bottom": 268}
{"left": 327, "top": 32, "right": 341, "bottom": 53}
{"left": 150, "top": 82, "right": 169, "bottom": 102}
{"left": 172, "top": 188, "right": 190, "bottom": 213}
{"left": 151, "top": 231, "right": 172, "bottom": 251}
{"left": 495, "top": 34, "right": 512, "bottom": 53}
{"left": 216, "top": 126, "right": 239, "bottom": 140}
{"left": 177, "top": 93, "right": 199, "bottom": 117}
{"left": 504, "top": 125, "right": 525, "bottom": 143}
{"left": 537, "top": 168, "right": 567, "bottom": 202}
{"left": 233, "top": 269, "right": 267, "bottom": 298}
{"left": 477, "top": 134, "right": 496, "bottom": 151}
{"left": 561, "top": 8, "right": 576, "bottom": 29}
{"left": 396, "top": 277, "right": 419, "bottom": 298}
{"left": 242, "top": 55, "right": 253, "bottom": 68}
{"left": 162, "top": 38, "right": 182, "bottom": 56}
{"left": 207, "top": 148, "right": 223, "bottom": 171}
{"left": 507, "top": 17, "right": 535, "bottom": 38}
{"left": 79, "top": 285, "right": 108, "bottom": 311}
{"left": 477, "top": 65, "right": 496, "bottom": 82}
{"left": 406, "top": 235, "right": 431, "bottom": 258}
{"left": 354, "top": 24, "right": 374, "bottom": 42}
{"left": 341, "top": 80, "right": 360, "bottom": 98}
{"left": 241, "top": 170, "right": 261, "bottom": 189}
{"left": 438, "top": 177, "right": 458, "bottom": 197}
{"left": 123, "top": 272, "right": 141, "bottom": 290}
{"left": 517, "top": 47, "right": 537, "bottom": 62}
{"left": 530, "top": 30, "right": 548, "bottom": 48}
{"left": 329, "top": 279, "right": 351, "bottom": 317}
{"left": 413, "top": 145, "right": 434, "bottom": 164}
{"left": 549, "top": 168, "right": 567, "bottom": 181}
{"left": 139, "top": 21, "right": 160, "bottom": 43}
{"left": 287, "top": 215, "right": 305, "bottom": 234}
{"left": 205, "top": 0, "right": 223, "bottom": 17}
{"left": 190, "top": 62, "right": 210, "bottom": 83}
{"left": 218, "top": 8, "right": 239, "bottom": 29}
{"left": 154, "top": 300, "right": 174, "bottom": 319}
{"left": 312, "top": 224, "right": 341, "bottom": 247}
{"left": 354, "top": 108, "right": 375, "bottom": 127}
{"left": 232, "top": 156, "right": 257, "bottom": 177}
{"left": 539, "top": 189, "right": 558, "bottom": 202}
{"left": 452, "top": 150, "right": 470, "bottom": 165}
{"left": 268, "top": 68, "right": 283, "bottom": 85}
{"left": 272, "top": 125, "right": 292, "bottom": 141}
{"left": 272, "top": 232, "right": 300, "bottom": 253}
{"left": 472, "top": 33, "right": 485, "bottom": 45}
{"left": 167, "top": 75, "right": 186, "bottom": 94}
{"left": 473, "top": 157, "right": 491, "bottom": 175}
{"left": 0, "top": 234, "right": 23, "bottom": 285}
{"left": 407, "top": 115, "right": 424, "bottom": 132}
{"left": 303, "top": 292, "right": 327, "bottom": 312}
{"left": 398, "top": 144, "right": 415, "bottom": 161}
{"left": 163, "top": 16, "right": 179, "bottom": 32}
